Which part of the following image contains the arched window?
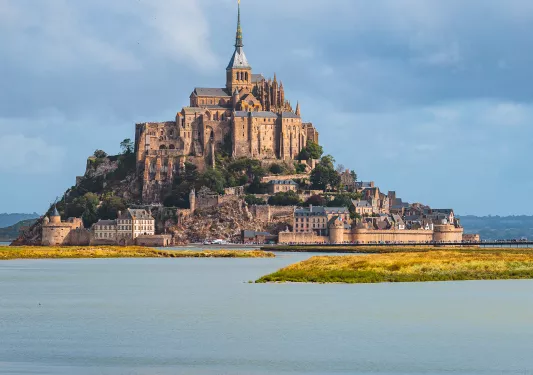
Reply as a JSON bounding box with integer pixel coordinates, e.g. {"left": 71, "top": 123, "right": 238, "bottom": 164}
{"left": 245, "top": 72, "right": 248, "bottom": 81}
{"left": 236, "top": 72, "right": 239, "bottom": 81}
{"left": 169, "top": 145, "right": 175, "bottom": 150}
{"left": 159, "top": 145, "right": 167, "bottom": 150}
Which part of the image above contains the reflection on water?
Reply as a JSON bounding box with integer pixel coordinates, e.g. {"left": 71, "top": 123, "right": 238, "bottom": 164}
{"left": 1, "top": 252, "right": 533, "bottom": 375}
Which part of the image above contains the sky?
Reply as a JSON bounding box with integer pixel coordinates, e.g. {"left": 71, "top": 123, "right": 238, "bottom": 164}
{"left": 1, "top": 0, "right": 532, "bottom": 216}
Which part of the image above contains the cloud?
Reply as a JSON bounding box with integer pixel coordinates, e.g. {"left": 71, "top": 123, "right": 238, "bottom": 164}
{"left": 0, "top": 0, "right": 217, "bottom": 72}
{"left": 0, "top": 134, "right": 66, "bottom": 174}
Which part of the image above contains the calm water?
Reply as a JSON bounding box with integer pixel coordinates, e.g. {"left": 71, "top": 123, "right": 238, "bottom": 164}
{"left": 1, "top": 250, "right": 533, "bottom": 375}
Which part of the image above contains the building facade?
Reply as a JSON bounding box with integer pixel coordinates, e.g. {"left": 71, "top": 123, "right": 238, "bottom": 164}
{"left": 135, "top": 3, "right": 319, "bottom": 203}
{"left": 92, "top": 209, "right": 155, "bottom": 243}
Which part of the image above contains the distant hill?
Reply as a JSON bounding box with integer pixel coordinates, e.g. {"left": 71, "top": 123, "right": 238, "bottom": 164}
{"left": 0, "top": 219, "right": 38, "bottom": 241}
{"left": 459, "top": 215, "right": 533, "bottom": 241}
{"left": 0, "top": 213, "right": 40, "bottom": 229}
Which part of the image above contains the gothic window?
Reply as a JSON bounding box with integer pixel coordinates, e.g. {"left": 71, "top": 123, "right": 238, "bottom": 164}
{"left": 236, "top": 72, "right": 239, "bottom": 81}
{"left": 245, "top": 72, "right": 249, "bottom": 81}
{"left": 169, "top": 145, "right": 175, "bottom": 150}
{"left": 159, "top": 145, "right": 167, "bottom": 150}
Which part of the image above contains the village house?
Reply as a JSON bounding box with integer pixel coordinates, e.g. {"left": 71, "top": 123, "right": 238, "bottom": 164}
{"left": 293, "top": 206, "right": 349, "bottom": 236}
{"left": 267, "top": 180, "right": 298, "bottom": 194}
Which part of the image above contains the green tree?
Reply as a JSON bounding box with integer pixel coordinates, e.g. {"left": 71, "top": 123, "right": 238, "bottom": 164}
{"left": 304, "top": 195, "right": 326, "bottom": 207}
{"left": 120, "top": 139, "right": 134, "bottom": 155}
{"left": 306, "top": 141, "right": 323, "bottom": 160}
{"left": 244, "top": 195, "right": 266, "bottom": 206}
{"left": 198, "top": 169, "right": 226, "bottom": 194}
{"left": 93, "top": 150, "right": 107, "bottom": 159}
{"left": 310, "top": 163, "right": 341, "bottom": 191}
{"left": 269, "top": 163, "right": 283, "bottom": 175}
{"left": 295, "top": 162, "right": 307, "bottom": 174}
{"left": 98, "top": 195, "right": 127, "bottom": 220}
{"left": 79, "top": 193, "right": 100, "bottom": 227}
{"left": 268, "top": 191, "right": 301, "bottom": 206}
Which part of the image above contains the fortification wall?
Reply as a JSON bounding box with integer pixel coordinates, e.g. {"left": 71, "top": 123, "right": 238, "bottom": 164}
{"left": 350, "top": 229, "right": 434, "bottom": 244}
{"left": 136, "top": 235, "right": 172, "bottom": 247}
{"left": 433, "top": 225, "right": 464, "bottom": 243}
{"left": 65, "top": 229, "right": 91, "bottom": 246}
{"left": 278, "top": 231, "right": 327, "bottom": 244}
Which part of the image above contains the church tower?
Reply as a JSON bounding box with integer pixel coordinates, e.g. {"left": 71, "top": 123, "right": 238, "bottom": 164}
{"left": 226, "top": 1, "right": 252, "bottom": 93}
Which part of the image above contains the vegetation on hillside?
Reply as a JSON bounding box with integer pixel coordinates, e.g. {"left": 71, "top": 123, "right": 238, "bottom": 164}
{"left": 256, "top": 250, "right": 533, "bottom": 284}
{"left": 0, "top": 246, "right": 275, "bottom": 260}
{"left": 0, "top": 213, "right": 40, "bottom": 229}
{"left": 0, "top": 219, "right": 38, "bottom": 241}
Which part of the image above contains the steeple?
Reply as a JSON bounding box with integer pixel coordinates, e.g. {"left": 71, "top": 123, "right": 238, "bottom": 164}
{"left": 296, "top": 102, "right": 301, "bottom": 117}
{"left": 235, "top": 1, "right": 243, "bottom": 48}
{"left": 226, "top": 0, "right": 252, "bottom": 92}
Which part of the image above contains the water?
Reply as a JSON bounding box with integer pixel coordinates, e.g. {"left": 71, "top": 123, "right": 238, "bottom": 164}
{"left": 0, "top": 241, "right": 11, "bottom": 246}
{"left": 1, "top": 250, "right": 533, "bottom": 375}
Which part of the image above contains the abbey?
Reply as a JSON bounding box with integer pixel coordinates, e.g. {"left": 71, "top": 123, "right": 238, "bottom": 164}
{"left": 135, "top": 3, "right": 319, "bottom": 203}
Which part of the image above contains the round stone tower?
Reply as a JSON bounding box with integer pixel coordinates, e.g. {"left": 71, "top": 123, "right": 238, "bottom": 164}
{"left": 50, "top": 205, "right": 61, "bottom": 224}
{"left": 329, "top": 217, "right": 345, "bottom": 244}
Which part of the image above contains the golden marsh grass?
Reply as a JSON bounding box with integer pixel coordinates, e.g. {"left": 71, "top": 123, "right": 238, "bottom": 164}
{"left": 256, "top": 251, "right": 533, "bottom": 284}
{"left": 1, "top": 246, "right": 275, "bottom": 260}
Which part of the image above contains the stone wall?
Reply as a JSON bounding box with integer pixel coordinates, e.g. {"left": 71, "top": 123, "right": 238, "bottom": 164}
{"left": 433, "top": 225, "right": 464, "bottom": 243}
{"left": 349, "top": 229, "right": 434, "bottom": 244}
{"left": 250, "top": 205, "right": 295, "bottom": 223}
{"left": 136, "top": 235, "right": 172, "bottom": 247}
{"left": 278, "top": 231, "right": 327, "bottom": 244}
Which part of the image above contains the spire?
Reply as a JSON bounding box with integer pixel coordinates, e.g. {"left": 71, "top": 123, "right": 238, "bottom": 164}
{"left": 226, "top": 0, "right": 250, "bottom": 70}
{"left": 235, "top": 1, "right": 243, "bottom": 48}
{"left": 296, "top": 101, "right": 301, "bottom": 116}
{"left": 52, "top": 205, "right": 60, "bottom": 217}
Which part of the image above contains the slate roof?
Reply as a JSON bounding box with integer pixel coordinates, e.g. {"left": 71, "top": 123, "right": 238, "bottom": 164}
{"left": 281, "top": 112, "right": 300, "bottom": 119}
{"left": 194, "top": 88, "right": 231, "bottom": 97}
{"left": 352, "top": 200, "right": 372, "bottom": 208}
{"left": 227, "top": 47, "right": 251, "bottom": 69}
{"left": 268, "top": 180, "right": 298, "bottom": 186}
{"left": 295, "top": 206, "right": 349, "bottom": 216}
{"left": 234, "top": 111, "right": 279, "bottom": 119}
{"left": 51, "top": 206, "right": 60, "bottom": 217}
{"left": 252, "top": 74, "right": 265, "bottom": 83}
{"left": 94, "top": 220, "right": 116, "bottom": 226}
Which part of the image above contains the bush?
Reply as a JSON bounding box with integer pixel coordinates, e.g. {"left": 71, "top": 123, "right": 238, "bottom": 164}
{"left": 304, "top": 195, "right": 326, "bottom": 207}
{"left": 245, "top": 195, "right": 266, "bottom": 206}
{"left": 94, "top": 150, "right": 107, "bottom": 159}
{"left": 269, "top": 163, "right": 284, "bottom": 175}
{"left": 268, "top": 191, "right": 301, "bottom": 206}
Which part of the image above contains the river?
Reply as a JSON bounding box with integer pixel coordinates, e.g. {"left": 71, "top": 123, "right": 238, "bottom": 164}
{"left": 1, "top": 248, "right": 533, "bottom": 374}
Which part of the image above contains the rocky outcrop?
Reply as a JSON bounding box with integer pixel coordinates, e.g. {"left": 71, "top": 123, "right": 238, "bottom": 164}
{"left": 170, "top": 199, "right": 290, "bottom": 244}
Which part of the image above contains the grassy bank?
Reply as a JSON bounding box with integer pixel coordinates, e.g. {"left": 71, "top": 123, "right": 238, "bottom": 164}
{"left": 262, "top": 245, "right": 529, "bottom": 254}
{"left": 1, "top": 246, "right": 275, "bottom": 260}
{"left": 256, "top": 251, "right": 533, "bottom": 284}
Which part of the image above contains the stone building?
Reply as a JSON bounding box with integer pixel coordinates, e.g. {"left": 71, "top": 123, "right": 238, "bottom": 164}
{"left": 92, "top": 209, "right": 155, "bottom": 244}
{"left": 135, "top": 3, "right": 319, "bottom": 203}
{"left": 267, "top": 180, "right": 298, "bottom": 194}
{"left": 293, "top": 206, "right": 350, "bottom": 236}
{"left": 41, "top": 206, "right": 87, "bottom": 246}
